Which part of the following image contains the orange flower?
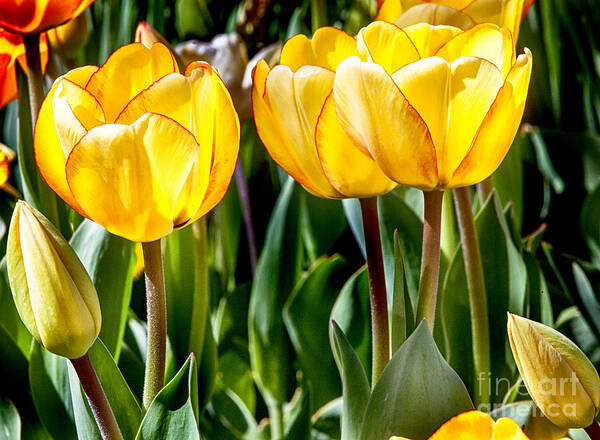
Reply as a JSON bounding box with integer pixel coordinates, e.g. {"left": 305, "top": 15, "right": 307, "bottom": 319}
{"left": 0, "top": 0, "right": 94, "bottom": 35}
{"left": 0, "top": 29, "right": 48, "bottom": 109}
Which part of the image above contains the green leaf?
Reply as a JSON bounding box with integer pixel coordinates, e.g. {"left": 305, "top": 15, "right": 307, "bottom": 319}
{"left": 489, "top": 402, "right": 534, "bottom": 426}
{"left": 88, "top": 339, "right": 142, "bottom": 440}
{"left": 29, "top": 343, "right": 77, "bottom": 440}
{"left": 330, "top": 322, "right": 370, "bottom": 440}
{"left": 70, "top": 220, "right": 135, "bottom": 359}
{"left": 581, "top": 184, "right": 600, "bottom": 268}
{"left": 493, "top": 135, "right": 525, "bottom": 233}
{"left": 390, "top": 231, "right": 414, "bottom": 353}
{"left": 312, "top": 398, "right": 341, "bottom": 440}
{"left": 175, "top": 0, "right": 213, "bottom": 38}
{"left": 0, "top": 321, "right": 28, "bottom": 404}
{"left": 249, "top": 179, "right": 303, "bottom": 407}
{"left": 67, "top": 365, "right": 102, "bottom": 440}
{"left": 217, "top": 351, "right": 256, "bottom": 416}
{"left": 572, "top": 263, "right": 600, "bottom": 340}
{"left": 359, "top": 321, "right": 473, "bottom": 440}
{"left": 284, "top": 387, "right": 310, "bottom": 440}
{"left": 202, "top": 388, "right": 261, "bottom": 440}
{"left": 283, "top": 256, "right": 347, "bottom": 410}
{"left": 342, "top": 199, "right": 365, "bottom": 258}
{"left": 301, "top": 195, "right": 346, "bottom": 262}
{"left": 331, "top": 267, "right": 371, "bottom": 376}
{"left": 0, "top": 398, "right": 20, "bottom": 440}
{"left": 136, "top": 354, "right": 200, "bottom": 440}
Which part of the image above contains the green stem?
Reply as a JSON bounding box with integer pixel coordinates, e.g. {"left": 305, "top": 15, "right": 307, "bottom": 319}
{"left": 269, "top": 401, "right": 284, "bottom": 440}
{"left": 142, "top": 239, "right": 167, "bottom": 409}
{"left": 586, "top": 420, "right": 600, "bottom": 440}
{"left": 71, "top": 354, "right": 124, "bottom": 440}
{"left": 189, "top": 219, "right": 209, "bottom": 355}
{"left": 22, "top": 33, "right": 60, "bottom": 226}
{"left": 453, "top": 187, "right": 490, "bottom": 408}
{"left": 416, "top": 190, "right": 444, "bottom": 331}
{"left": 310, "top": 0, "right": 327, "bottom": 32}
{"left": 360, "top": 197, "right": 390, "bottom": 384}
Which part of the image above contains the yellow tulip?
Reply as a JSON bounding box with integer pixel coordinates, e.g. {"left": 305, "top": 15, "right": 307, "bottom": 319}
{"left": 330, "top": 21, "right": 532, "bottom": 190}
{"left": 47, "top": 10, "right": 90, "bottom": 59}
{"left": 34, "top": 42, "right": 240, "bottom": 242}
{"left": 7, "top": 201, "right": 101, "bottom": 359}
{"left": 391, "top": 410, "right": 529, "bottom": 439}
{"left": 377, "top": 0, "right": 535, "bottom": 39}
{"left": 508, "top": 314, "right": 600, "bottom": 429}
{"left": 252, "top": 26, "right": 397, "bottom": 199}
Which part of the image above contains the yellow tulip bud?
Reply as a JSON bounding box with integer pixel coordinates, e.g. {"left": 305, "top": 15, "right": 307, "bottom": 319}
{"left": 507, "top": 313, "right": 600, "bottom": 429}
{"left": 524, "top": 410, "right": 569, "bottom": 440}
{"left": 47, "top": 11, "right": 90, "bottom": 59}
{"left": 7, "top": 201, "right": 101, "bottom": 359}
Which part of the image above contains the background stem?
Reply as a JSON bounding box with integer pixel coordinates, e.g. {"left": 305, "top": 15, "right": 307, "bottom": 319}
{"left": 142, "top": 239, "right": 167, "bottom": 408}
{"left": 453, "top": 187, "right": 491, "bottom": 408}
{"left": 310, "top": 0, "right": 327, "bottom": 31}
{"left": 235, "top": 159, "right": 258, "bottom": 275}
{"left": 416, "top": 190, "right": 444, "bottom": 331}
{"left": 269, "top": 401, "right": 284, "bottom": 440}
{"left": 71, "top": 354, "right": 123, "bottom": 440}
{"left": 360, "top": 197, "right": 390, "bottom": 384}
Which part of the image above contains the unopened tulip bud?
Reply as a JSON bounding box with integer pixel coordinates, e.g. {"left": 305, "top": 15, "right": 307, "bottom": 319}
{"left": 507, "top": 313, "right": 600, "bottom": 428}
{"left": 47, "top": 11, "right": 90, "bottom": 60}
{"left": 135, "top": 22, "right": 184, "bottom": 71}
{"left": 7, "top": 201, "right": 101, "bottom": 359}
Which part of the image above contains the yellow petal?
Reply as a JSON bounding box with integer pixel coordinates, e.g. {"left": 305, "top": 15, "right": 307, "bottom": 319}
{"left": 65, "top": 114, "right": 199, "bottom": 242}
{"left": 315, "top": 94, "right": 396, "bottom": 198}
{"left": 395, "top": 4, "right": 476, "bottom": 30}
{"left": 280, "top": 26, "right": 358, "bottom": 72}
{"left": 184, "top": 62, "right": 240, "bottom": 224}
{"left": 392, "top": 56, "right": 503, "bottom": 187}
{"left": 492, "top": 417, "right": 530, "bottom": 440}
{"left": 35, "top": 65, "right": 100, "bottom": 215}
{"left": 85, "top": 42, "right": 177, "bottom": 122}
{"left": 435, "top": 24, "right": 514, "bottom": 78}
{"left": 463, "top": 0, "right": 527, "bottom": 39}
{"left": 451, "top": 49, "right": 532, "bottom": 187}
{"left": 356, "top": 21, "right": 420, "bottom": 74}
{"left": 376, "top": 0, "right": 404, "bottom": 22}
{"left": 253, "top": 60, "right": 342, "bottom": 198}
{"left": 430, "top": 411, "right": 493, "bottom": 439}
{"left": 333, "top": 57, "right": 438, "bottom": 189}
{"left": 403, "top": 23, "right": 463, "bottom": 58}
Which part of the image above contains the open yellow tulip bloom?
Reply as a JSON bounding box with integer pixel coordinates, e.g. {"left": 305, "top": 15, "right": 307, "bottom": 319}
{"left": 391, "top": 411, "right": 530, "bottom": 439}
{"left": 377, "top": 0, "right": 534, "bottom": 39}
{"left": 35, "top": 42, "right": 240, "bottom": 242}
{"left": 252, "top": 27, "right": 397, "bottom": 199}
{"left": 332, "top": 21, "right": 532, "bottom": 190}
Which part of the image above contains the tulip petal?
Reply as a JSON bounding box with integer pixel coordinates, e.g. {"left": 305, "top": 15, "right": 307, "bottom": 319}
{"left": 375, "top": 0, "right": 403, "bottom": 22}
{"left": 395, "top": 4, "right": 476, "bottom": 30}
{"left": 451, "top": 49, "right": 532, "bottom": 187}
{"left": 436, "top": 24, "right": 514, "bottom": 78}
{"left": 0, "top": 0, "right": 94, "bottom": 34}
{"left": 35, "top": 66, "right": 100, "bottom": 214}
{"left": 315, "top": 94, "right": 396, "bottom": 198}
{"left": 392, "top": 56, "right": 503, "bottom": 186}
{"left": 65, "top": 114, "right": 199, "bottom": 242}
{"left": 402, "top": 23, "right": 463, "bottom": 58}
{"left": 280, "top": 27, "right": 358, "bottom": 72}
{"left": 463, "top": 0, "right": 526, "bottom": 39}
{"left": 253, "top": 60, "right": 343, "bottom": 198}
{"left": 333, "top": 57, "right": 438, "bottom": 189}
{"left": 492, "top": 418, "right": 530, "bottom": 440}
{"left": 85, "top": 42, "right": 177, "bottom": 122}
{"left": 430, "top": 411, "right": 493, "bottom": 439}
{"left": 356, "top": 22, "right": 420, "bottom": 74}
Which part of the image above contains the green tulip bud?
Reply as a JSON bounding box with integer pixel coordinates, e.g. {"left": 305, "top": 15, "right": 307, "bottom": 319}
{"left": 507, "top": 313, "right": 600, "bottom": 429}
{"left": 7, "top": 201, "right": 101, "bottom": 359}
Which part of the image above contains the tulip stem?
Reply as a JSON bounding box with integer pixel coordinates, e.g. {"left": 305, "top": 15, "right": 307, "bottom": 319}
{"left": 22, "top": 33, "right": 60, "bottom": 227}
{"left": 269, "top": 402, "right": 284, "bottom": 440}
{"left": 235, "top": 159, "right": 258, "bottom": 275}
{"left": 585, "top": 421, "right": 600, "bottom": 439}
{"left": 416, "top": 190, "right": 444, "bottom": 331}
{"left": 71, "top": 354, "right": 124, "bottom": 440}
{"left": 142, "top": 239, "right": 167, "bottom": 409}
{"left": 360, "top": 197, "right": 390, "bottom": 384}
{"left": 453, "top": 186, "right": 491, "bottom": 408}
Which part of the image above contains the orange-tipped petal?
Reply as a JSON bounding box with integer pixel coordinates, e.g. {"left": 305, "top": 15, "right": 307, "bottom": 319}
{"left": 85, "top": 42, "right": 177, "bottom": 122}
{"left": 315, "top": 94, "right": 396, "bottom": 198}
{"left": 451, "top": 49, "right": 532, "bottom": 187}
{"left": 280, "top": 26, "right": 358, "bottom": 72}
{"left": 0, "top": 0, "right": 95, "bottom": 34}
{"left": 65, "top": 113, "right": 199, "bottom": 242}
{"left": 333, "top": 56, "right": 438, "bottom": 189}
